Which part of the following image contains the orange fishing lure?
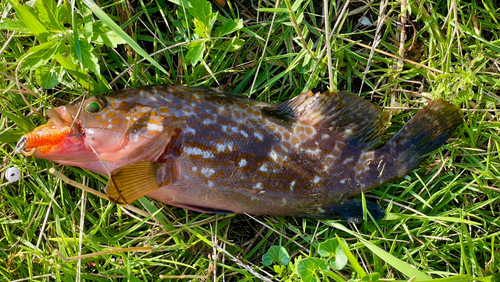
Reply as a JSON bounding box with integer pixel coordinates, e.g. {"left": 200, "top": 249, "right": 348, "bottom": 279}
{"left": 16, "top": 120, "right": 71, "bottom": 156}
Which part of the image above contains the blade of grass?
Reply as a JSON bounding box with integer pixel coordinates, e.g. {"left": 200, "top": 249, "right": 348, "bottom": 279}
{"left": 81, "top": 0, "right": 169, "bottom": 76}
{"left": 358, "top": 237, "right": 432, "bottom": 281}
{"left": 385, "top": 213, "right": 481, "bottom": 226}
{"left": 335, "top": 235, "right": 366, "bottom": 278}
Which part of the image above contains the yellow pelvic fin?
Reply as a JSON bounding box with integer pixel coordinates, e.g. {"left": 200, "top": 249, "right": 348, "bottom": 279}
{"left": 105, "top": 161, "right": 168, "bottom": 205}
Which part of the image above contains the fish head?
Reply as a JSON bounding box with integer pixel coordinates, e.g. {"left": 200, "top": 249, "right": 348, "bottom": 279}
{"left": 18, "top": 93, "right": 174, "bottom": 174}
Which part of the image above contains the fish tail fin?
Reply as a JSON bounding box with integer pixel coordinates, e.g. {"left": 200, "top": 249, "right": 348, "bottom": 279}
{"left": 382, "top": 99, "right": 462, "bottom": 173}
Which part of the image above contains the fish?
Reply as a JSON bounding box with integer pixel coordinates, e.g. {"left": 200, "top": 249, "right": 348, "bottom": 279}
{"left": 16, "top": 85, "right": 463, "bottom": 222}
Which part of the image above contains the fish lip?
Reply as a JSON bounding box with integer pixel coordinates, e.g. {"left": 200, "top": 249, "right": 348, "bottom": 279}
{"left": 47, "top": 108, "right": 73, "bottom": 128}
{"left": 47, "top": 107, "right": 84, "bottom": 135}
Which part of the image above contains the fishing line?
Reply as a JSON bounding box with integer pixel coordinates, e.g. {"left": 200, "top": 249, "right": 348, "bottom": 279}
{"left": 87, "top": 142, "right": 112, "bottom": 179}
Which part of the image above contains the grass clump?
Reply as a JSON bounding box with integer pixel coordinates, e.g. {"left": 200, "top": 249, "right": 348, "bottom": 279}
{"left": 1, "top": 0, "right": 499, "bottom": 281}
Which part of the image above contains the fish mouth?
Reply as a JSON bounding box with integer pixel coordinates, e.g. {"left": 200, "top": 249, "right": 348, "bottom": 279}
{"left": 16, "top": 108, "right": 81, "bottom": 156}
{"left": 47, "top": 108, "right": 74, "bottom": 128}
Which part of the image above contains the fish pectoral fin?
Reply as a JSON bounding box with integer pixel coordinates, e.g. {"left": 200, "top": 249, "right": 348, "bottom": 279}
{"left": 105, "top": 161, "right": 175, "bottom": 205}
{"left": 324, "top": 199, "right": 385, "bottom": 223}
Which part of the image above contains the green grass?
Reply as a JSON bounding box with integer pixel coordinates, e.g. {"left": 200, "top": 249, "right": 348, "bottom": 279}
{"left": 1, "top": 0, "right": 499, "bottom": 281}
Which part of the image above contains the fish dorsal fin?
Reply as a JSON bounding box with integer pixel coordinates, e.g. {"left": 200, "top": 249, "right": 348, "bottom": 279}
{"left": 105, "top": 160, "right": 177, "bottom": 205}
{"left": 272, "top": 90, "right": 390, "bottom": 147}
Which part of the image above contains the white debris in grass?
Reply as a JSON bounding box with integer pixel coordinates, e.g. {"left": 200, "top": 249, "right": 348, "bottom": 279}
{"left": 6, "top": 167, "right": 21, "bottom": 182}
{"left": 359, "top": 16, "right": 372, "bottom": 26}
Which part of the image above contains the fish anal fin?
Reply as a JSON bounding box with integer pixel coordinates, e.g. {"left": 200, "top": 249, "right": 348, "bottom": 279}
{"left": 270, "top": 91, "right": 390, "bottom": 147}
{"left": 323, "top": 199, "right": 385, "bottom": 223}
{"left": 105, "top": 161, "right": 176, "bottom": 205}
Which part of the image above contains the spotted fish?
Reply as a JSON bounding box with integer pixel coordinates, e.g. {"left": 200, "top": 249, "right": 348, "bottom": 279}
{"left": 16, "top": 85, "right": 462, "bottom": 221}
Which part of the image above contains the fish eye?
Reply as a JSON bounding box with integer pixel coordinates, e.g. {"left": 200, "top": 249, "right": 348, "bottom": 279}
{"left": 84, "top": 98, "right": 106, "bottom": 114}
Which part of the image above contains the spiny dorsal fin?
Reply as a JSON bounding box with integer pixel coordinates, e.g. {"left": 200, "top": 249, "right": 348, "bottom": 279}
{"left": 271, "top": 90, "right": 390, "bottom": 147}
{"left": 105, "top": 161, "right": 174, "bottom": 205}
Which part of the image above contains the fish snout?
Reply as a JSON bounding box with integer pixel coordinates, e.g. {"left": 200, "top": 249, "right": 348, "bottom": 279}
{"left": 47, "top": 107, "right": 74, "bottom": 128}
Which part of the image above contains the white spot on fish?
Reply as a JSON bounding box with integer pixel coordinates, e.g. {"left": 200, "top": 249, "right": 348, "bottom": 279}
{"left": 202, "top": 151, "right": 214, "bottom": 158}
{"left": 184, "top": 146, "right": 201, "bottom": 155}
{"left": 184, "top": 126, "right": 196, "bottom": 135}
{"left": 333, "top": 142, "right": 342, "bottom": 153}
{"left": 313, "top": 176, "right": 321, "bottom": 183}
{"left": 201, "top": 167, "right": 215, "bottom": 178}
{"left": 361, "top": 151, "right": 375, "bottom": 161}
{"left": 270, "top": 150, "right": 278, "bottom": 161}
{"left": 259, "top": 164, "right": 268, "bottom": 172}
{"left": 192, "top": 166, "right": 197, "bottom": 172}
{"left": 184, "top": 147, "right": 214, "bottom": 158}
{"left": 216, "top": 143, "right": 225, "bottom": 152}
{"left": 343, "top": 157, "right": 354, "bottom": 164}
{"left": 216, "top": 142, "right": 234, "bottom": 152}
{"left": 254, "top": 131, "right": 263, "bottom": 141}
{"left": 107, "top": 124, "right": 113, "bottom": 129}
{"left": 282, "top": 198, "right": 287, "bottom": 204}
{"left": 254, "top": 183, "right": 262, "bottom": 189}
{"left": 344, "top": 128, "right": 353, "bottom": 136}
{"left": 340, "top": 179, "right": 346, "bottom": 184}
{"left": 147, "top": 123, "right": 164, "bottom": 132}
{"left": 240, "top": 130, "right": 248, "bottom": 138}
{"left": 317, "top": 207, "right": 325, "bottom": 213}
{"left": 290, "top": 181, "right": 295, "bottom": 191}
{"left": 280, "top": 144, "right": 289, "bottom": 153}
{"left": 207, "top": 181, "right": 214, "bottom": 187}
{"left": 306, "top": 148, "right": 321, "bottom": 155}
{"left": 239, "top": 159, "right": 247, "bottom": 167}
{"left": 203, "top": 119, "right": 215, "bottom": 125}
